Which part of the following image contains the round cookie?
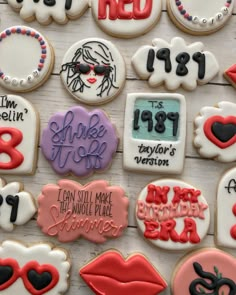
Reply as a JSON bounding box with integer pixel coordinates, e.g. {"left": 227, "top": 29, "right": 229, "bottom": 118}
{"left": 0, "top": 26, "right": 54, "bottom": 92}
{"left": 8, "top": 0, "right": 89, "bottom": 25}
{"left": 80, "top": 250, "right": 167, "bottom": 295}
{"left": 172, "top": 248, "right": 236, "bottom": 294}
{"left": 90, "top": 0, "right": 162, "bottom": 38}
{"left": 60, "top": 38, "right": 126, "bottom": 105}
{"left": 37, "top": 179, "right": 129, "bottom": 243}
{"left": 167, "top": 0, "right": 233, "bottom": 35}
{"left": 0, "top": 240, "right": 70, "bottom": 295}
{"left": 194, "top": 101, "right": 236, "bottom": 162}
{"left": 136, "top": 179, "right": 210, "bottom": 251}
{"left": 41, "top": 106, "right": 119, "bottom": 177}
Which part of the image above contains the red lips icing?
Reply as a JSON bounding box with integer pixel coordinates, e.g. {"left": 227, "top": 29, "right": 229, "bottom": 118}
{"left": 204, "top": 115, "right": 236, "bottom": 148}
{"left": 80, "top": 251, "right": 167, "bottom": 295}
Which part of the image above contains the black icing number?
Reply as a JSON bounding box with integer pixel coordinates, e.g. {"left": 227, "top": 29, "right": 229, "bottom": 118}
{"left": 133, "top": 110, "right": 179, "bottom": 136}
{"left": 147, "top": 49, "right": 206, "bottom": 79}
{"left": 0, "top": 195, "right": 19, "bottom": 223}
{"left": 16, "top": 0, "right": 73, "bottom": 10}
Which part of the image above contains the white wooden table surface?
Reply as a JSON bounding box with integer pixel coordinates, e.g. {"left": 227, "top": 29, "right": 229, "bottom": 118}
{"left": 1, "top": 1, "right": 236, "bottom": 294}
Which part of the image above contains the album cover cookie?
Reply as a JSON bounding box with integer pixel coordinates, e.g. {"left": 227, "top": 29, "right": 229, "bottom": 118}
{"left": 194, "top": 101, "right": 236, "bottom": 162}
{"left": 217, "top": 167, "right": 236, "bottom": 248}
{"left": 132, "top": 37, "right": 219, "bottom": 91}
{"left": 0, "top": 95, "right": 39, "bottom": 175}
{"left": 8, "top": 0, "right": 89, "bottom": 25}
{"left": 80, "top": 250, "right": 167, "bottom": 295}
{"left": 167, "top": 0, "right": 233, "bottom": 35}
{"left": 60, "top": 38, "right": 126, "bottom": 105}
{"left": 123, "top": 93, "right": 186, "bottom": 174}
{"left": 90, "top": 0, "right": 162, "bottom": 38}
{"left": 136, "top": 179, "right": 210, "bottom": 251}
{"left": 171, "top": 248, "right": 236, "bottom": 295}
{"left": 0, "top": 26, "right": 54, "bottom": 92}
{"left": 0, "top": 240, "right": 70, "bottom": 295}
{"left": 41, "top": 106, "right": 118, "bottom": 177}
{"left": 37, "top": 179, "right": 129, "bottom": 243}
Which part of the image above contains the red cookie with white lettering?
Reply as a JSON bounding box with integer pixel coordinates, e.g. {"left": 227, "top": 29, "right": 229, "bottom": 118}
{"left": 80, "top": 250, "right": 167, "bottom": 295}
{"left": 224, "top": 64, "right": 236, "bottom": 89}
{"left": 136, "top": 179, "right": 210, "bottom": 251}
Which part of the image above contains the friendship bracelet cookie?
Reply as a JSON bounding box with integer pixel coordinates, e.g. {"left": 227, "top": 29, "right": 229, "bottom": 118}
{"left": 171, "top": 248, "right": 236, "bottom": 294}
{"left": 0, "top": 26, "right": 54, "bottom": 92}
{"left": 136, "top": 179, "right": 210, "bottom": 251}
{"left": 123, "top": 93, "right": 186, "bottom": 174}
{"left": 41, "top": 106, "right": 118, "bottom": 177}
{"left": 8, "top": 0, "right": 89, "bottom": 25}
{"left": 224, "top": 64, "right": 236, "bottom": 88}
{"left": 80, "top": 250, "right": 167, "bottom": 295}
{"left": 217, "top": 167, "right": 236, "bottom": 248}
{"left": 60, "top": 38, "right": 126, "bottom": 105}
{"left": 0, "top": 240, "right": 70, "bottom": 295}
{"left": 37, "top": 179, "right": 129, "bottom": 243}
{"left": 194, "top": 101, "right": 236, "bottom": 162}
{"left": 132, "top": 37, "right": 219, "bottom": 91}
{"left": 167, "top": 0, "right": 233, "bottom": 36}
{"left": 0, "top": 178, "right": 36, "bottom": 232}
{"left": 90, "top": 0, "right": 162, "bottom": 38}
{"left": 0, "top": 95, "right": 39, "bottom": 175}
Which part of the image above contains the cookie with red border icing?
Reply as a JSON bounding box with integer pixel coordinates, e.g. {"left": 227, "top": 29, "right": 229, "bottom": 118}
{"left": 167, "top": 0, "right": 233, "bottom": 35}
{"left": 171, "top": 248, "right": 236, "bottom": 295}
{"left": 0, "top": 25, "right": 54, "bottom": 92}
{"left": 0, "top": 240, "right": 70, "bottom": 295}
{"left": 194, "top": 101, "right": 236, "bottom": 162}
{"left": 224, "top": 64, "right": 236, "bottom": 89}
{"left": 136, "top": 179, "right": 210, "bottom": 251}
{"left": 8, "top": 0, "right": 89, "bottom": 25}
{"left": 80, "top": 250, "right": 167, "bottom": 295}
{"left": 37, "top": 179, "right": 129, "bottom": 243}
{"left": 90, "top": 0, "right": 162, "bottom": 38}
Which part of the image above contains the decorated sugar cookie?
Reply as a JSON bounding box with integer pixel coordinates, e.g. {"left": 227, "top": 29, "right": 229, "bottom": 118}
{"left": 194, "top": 101, "right": 236, "bottom": 162}
{"left": 136, "top": 179, "right": 210, "bottom": 251}
{"left": 167, "top": 0, "right": 233, "bottom": 35}
{"left": 80, "top": 250, "right": 167, "bottom": 295}
{"left": 0, "top": 95, "right": 39, "bottom": 175}
{"left": 0, "top": 178, "right": 36, "bottom": 232}
{"left": 123, "top": 93, "right": 186, "bottom": 174}
{"left": 172, "top": 248, "right": 236, "bottom": 295}
{"left": 8, "top": 0, "right": 89, "bottom": 25}
{"left": 224, "top": 64, "right": 236, "bottom": 88}
{"left": 60, "top": 38, "right": 125, "bottom": 105}
{"left": 37, "top": 179, "right": 129, "bottom": 243}
{"left": 41, "top": 106, "right": 118, "bottom": 177}
{"left": 132, "top": 37, "right": 219, "bottom": 91}
{"left": 0, "top": 26, "right": 54, "bottom": 92}
{"left": 217, "top": 167, "right": 236, "bottom": 248}
{"left": 0, "top": 240, "right": 70, "bottom": 295}
{"left": 90, "top": 0, "right": 162, "bottom": 38}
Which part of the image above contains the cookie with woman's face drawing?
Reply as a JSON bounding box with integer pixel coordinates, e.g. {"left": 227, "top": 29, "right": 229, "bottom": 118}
{"left": 60, "top": 38, "right": 126, "bottom": 105}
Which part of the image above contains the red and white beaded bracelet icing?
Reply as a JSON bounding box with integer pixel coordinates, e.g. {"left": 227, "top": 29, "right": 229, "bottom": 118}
{"left": 167, "top": 0, "right": 233, "bottom": 35}
{"left": 0, "top": 26, "right": 54, "bottom": 92}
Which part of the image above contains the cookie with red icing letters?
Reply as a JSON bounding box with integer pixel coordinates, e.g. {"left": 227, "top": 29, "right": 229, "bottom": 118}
{"left": 80, "top": 250, "right": 167, "bottom": 295}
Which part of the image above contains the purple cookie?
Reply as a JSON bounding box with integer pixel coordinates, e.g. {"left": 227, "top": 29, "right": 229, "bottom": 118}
{"left": 41, "top": 106, "right": 118, "bottom": 177}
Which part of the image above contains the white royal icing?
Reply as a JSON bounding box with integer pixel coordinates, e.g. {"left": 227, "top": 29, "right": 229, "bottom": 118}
{"left": 0, "top": 26, "right": 53, "bottom": 92}
{"left": 0, "top": 179, "right": 36, "bottom": 232}
{"left": 8, "top": 0, "right": 89, "bottom": 24}
{"left": 132, "top": 37, "right": 219, "bottom": 91}
{"left": 60, "top": 38, "right": 126, "bottom": 105}
{"left": 217, "top": 167, "right": 236, "bottom": 248}
{"left": 136, "top": 179, "right": 210, "bottom": 251}
{"left": 0, "top": 240, "right": 70, "bottom": 295}
{"left": 0, "top": 95, "right": 39, "bottom": 174}
{"left": 123, "top": 93, "right": 186, "bottom": 174}
{"left": 168, "top": 0, "right": 233, "bottom": 35}
{"left": 90, "top": 0, "right": 162, "bottom": 38}
{"left": 194, "top": 101, "right": 236, "bottom": 162}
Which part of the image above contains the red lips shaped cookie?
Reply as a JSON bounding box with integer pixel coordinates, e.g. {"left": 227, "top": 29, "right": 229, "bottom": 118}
{"left": 80, "top": 250, "right": 167, "bottom": 295}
